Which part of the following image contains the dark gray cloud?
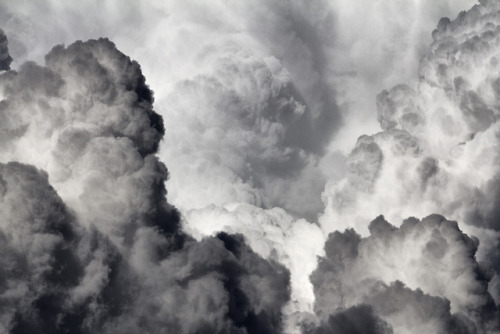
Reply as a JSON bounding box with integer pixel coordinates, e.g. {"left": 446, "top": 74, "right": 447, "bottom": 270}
{"left": 94, "top": 232, "right": 290, "bottom": 334}
{"left": 0, "top": 29, "right": 12, "bottom": 71}
{"left": 0, "top": 37, "right": 178, "bottom": 249}
{"left": 367, "top": 281, "right": 479, "bottom": 334}
{"left": 308, "top": 215, "right": 499, "bottom": 333}
{"left": 0, "top": 161, "right": 124, "bottom": 334}
{"left": 305, "top": 304, "right": 393, "bottom": 334}
{"left": 0, "top": 39, "right": 291, "bottom": 334}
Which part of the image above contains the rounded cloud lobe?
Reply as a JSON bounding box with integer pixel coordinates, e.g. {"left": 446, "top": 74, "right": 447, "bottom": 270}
{"left": 310, "top": 215, "right": 498, "bottom": 333}
{"left": 0, "top": 38, "right": 177, "bottom": 248}
{"left": 0, "top": 39, "right": 290, "bottom": 334}
{"left": 320, "top": 0, "right": 500, "bottom": 289}
{"left": 156, "top": 0, "right": 342, "bottom": 222}
{"left": 316, "top": 2, "right": 500, "bottom": 331}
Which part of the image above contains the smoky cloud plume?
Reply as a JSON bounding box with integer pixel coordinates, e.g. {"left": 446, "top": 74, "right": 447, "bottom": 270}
{"left": 0, "top": 38, "right": 291, "bottom": 333}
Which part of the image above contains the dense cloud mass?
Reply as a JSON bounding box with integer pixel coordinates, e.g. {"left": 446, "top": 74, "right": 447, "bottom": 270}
{"left": 320, "top": 0, "right": 500, "bottom": 304}
{"left": 0, "top": 38, "right": 290, "bottom": 333}
{"left": 0, "top": 1, "right": 483, "bottom": 331}
{"left": 0, "top": 38, "right": 177, "bottom": 250}
{"left": 309, "top": 215, "right": 498, "bottom": 333}
{"left": 314, "top": 1, "right": 500, "bottom": 332}
{"left": 4, "top": 0, "right": 500, "bottom": 333}
{"left": 154, "top": 0, "right": 342, "bottom": 223}
{"left": 322, "top": 0, "right": 500, "bottom": 231}
{"left": 185, "top": 203, "right": 325, "bottom": 319}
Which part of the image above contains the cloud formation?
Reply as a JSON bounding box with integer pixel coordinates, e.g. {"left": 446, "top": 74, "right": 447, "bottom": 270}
{"left": 152, "top": 0, "right": 343, "bottom": 223}
{"left": 0, "top": 39, "right": 291, "bottom": 334}
{"left": 309, "top": 215, "right": 498, "bottom": 333}
{"left": 315, "top": 2, "right": 500, "bottom": 332}
{"left": 319, "top": 1, "right": 500, "bottom": 292}
{"left": 3, "top": 1, "right": 500, "bottom": 333}
{"left": 0, "top": 38, "right": 176, "bottom": 250}
{"left": 185, "top": 203, "right": 325, "bottom": 323}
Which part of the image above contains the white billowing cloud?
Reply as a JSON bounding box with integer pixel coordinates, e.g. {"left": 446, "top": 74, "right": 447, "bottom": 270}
{"left": 310, "top": 2, "right": 500, "bottom": 333}
{"left": 185, "top": 202, "right": 325, "bottom": 330}
{"left": 146, "top": 0, "right": 477, "bottom": 219}
{"left": 0, "top": 0, "right": 478, "bottom": 217}
{"left": 320, "top": 1, "right": 500, "bottom": 241}
{"left": 162, "top": 42, "right": 325, "bottom": 213}
{"left": 142, "top": 0, "right": 343, "bottom": 223}
{"left": 0, "top": 1, "right": 341, "bottom": 220}
{"left": 326, "top": 0, "right": 478, "bottom": 153}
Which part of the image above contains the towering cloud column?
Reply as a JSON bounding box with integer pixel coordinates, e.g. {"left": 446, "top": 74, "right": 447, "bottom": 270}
{"left": 320, "top": 0, "right": 500, "bottom": 281}
{"left": 0, "top": 38, "right": 291, "bottom": 334}
{"left": 312, "top": 1, "right": 500, "bottom": 332}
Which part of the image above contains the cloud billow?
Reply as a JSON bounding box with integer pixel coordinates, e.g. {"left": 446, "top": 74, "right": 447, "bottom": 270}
{"left": 0, "top": 38, "right": 291, "bottom": 334}
{"left": 319, "top": 1, "right": 500, "bottom": 297}
{"left": 308, "top": 215, "right": 498, "bottom": 333}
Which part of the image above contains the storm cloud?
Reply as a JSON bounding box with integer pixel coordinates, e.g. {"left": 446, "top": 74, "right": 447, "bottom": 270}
{"left": 309, "top": 215, "right": 498, "bottom": 333}
{"left": 2, "top": 1, "right": 500, "bottom": 334}
{"left": 0, "top": 38, "right": 290, "bottom": 334}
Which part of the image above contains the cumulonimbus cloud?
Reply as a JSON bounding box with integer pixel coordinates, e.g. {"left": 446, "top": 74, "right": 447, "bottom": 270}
{"left": 309, "top": 215, "right": 498, "bottom": 333}
{"left": 2, "top": 1, "right": 500, "bottom": 333}
{"left": 320, "top": 0, "right": 500, "bottom": 303}
{"left": 0, "top": 38, "right": 291, "bottom": 334}
{"left": 312, "top": 1, "right": 500, "bottom": 332}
